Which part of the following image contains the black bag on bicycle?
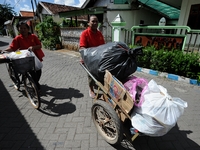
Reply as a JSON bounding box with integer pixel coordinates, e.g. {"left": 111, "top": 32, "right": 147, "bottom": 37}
{"left": 80, "top": 42, "right": 142, "bottom": 83}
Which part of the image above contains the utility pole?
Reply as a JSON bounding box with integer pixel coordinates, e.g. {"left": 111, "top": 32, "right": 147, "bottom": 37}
{"left": 31, "top": 0, "right": 34, "bottom": 14}
{"left": 34, "top": 0, "right": 41, "bottom": 22}
{"left": 30, "top": 0, "right": 34, "bottom": 33}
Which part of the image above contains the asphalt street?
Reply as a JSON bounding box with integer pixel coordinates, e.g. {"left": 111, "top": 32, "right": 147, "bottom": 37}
{"left": 0, "top": 36, "right": 200, "bottom": 150}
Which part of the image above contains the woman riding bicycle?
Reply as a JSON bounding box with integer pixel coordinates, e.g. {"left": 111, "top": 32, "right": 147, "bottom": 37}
{"left": 1, "top": 21, "right": 45, "bottom": 92}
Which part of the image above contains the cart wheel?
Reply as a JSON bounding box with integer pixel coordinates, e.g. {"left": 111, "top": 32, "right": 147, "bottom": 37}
{"left": 91, "top": 100, "right": 123, "bottom": 145}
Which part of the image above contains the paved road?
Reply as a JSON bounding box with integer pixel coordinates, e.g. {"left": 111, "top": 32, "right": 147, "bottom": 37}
{"left": 0, "top": 36, "right": 200, "bottom": 150}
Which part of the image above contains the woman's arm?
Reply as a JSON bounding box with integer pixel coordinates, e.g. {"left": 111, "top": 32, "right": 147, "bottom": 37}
{"left": 28, "top": 45, "right": 42, "bottom": 51}
{"left": 2, "top": 47, "right": 14, "bottom": 52}
{"left": 29, "top": 34, "right": 42, "bottom": 51}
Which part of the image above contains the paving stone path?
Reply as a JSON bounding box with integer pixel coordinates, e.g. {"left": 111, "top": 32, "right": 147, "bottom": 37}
{"left": 0, "top": 36, "right": 200, "bottom": 150}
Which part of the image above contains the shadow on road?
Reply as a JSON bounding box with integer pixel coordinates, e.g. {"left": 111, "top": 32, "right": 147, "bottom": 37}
{"left": 0, "top": 41, "right": 9, "bottom": 47}
{"left": 0, "top": 80, "right": 44, "bottom": 149}
{"left": 115, "top": 124, "right": 200, "bottom": 150}
{"left": 38, "top": 84, "right": 84, "bottom": 116}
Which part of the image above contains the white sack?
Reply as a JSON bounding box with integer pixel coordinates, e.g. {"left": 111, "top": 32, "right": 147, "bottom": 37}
{"left": 131, "top": 79, "right": 188, "bottom": 136}
{"left": 7, "top": 50, "right": 30, "bottom": 59}
{"left": 7, "top": 50, "right": 43, "bottom": 70}
{"left": 29, "top": 51, "right": 43, "bottom": 70}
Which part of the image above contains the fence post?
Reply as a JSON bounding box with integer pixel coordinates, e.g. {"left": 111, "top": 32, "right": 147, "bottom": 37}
{"left": 111, "top": 14, "right": 126, "bottom": 42}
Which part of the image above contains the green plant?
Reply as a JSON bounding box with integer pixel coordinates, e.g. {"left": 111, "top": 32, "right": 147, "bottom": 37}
{"left": 8, "top": 29, "right": 14, "bottom": 37}
{"left": 61, "top": 19, "right": 76, "bottom": 27}
{"left": 134, "top": 45, "right": 200, "bottom": 80}
{"left": 35, "top": 16, "right": 61, "bottom": 49}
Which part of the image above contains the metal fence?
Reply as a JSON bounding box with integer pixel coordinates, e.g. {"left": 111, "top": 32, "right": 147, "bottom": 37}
{"left": 123, "top": 25, "right": 200, "bottom": 52}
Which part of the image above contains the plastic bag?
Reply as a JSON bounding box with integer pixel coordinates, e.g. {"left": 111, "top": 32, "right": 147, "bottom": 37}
{"left": 124, "top": 76, "right": 148, "bottom": 107}
{"left": 80, "top": 42, "right": 138, "bottom": 83}
{"left": 29, "top": 51, "right": 43, "bottom": 70}
{"left": 131, "top": 79, "right": 188, "bottom": 136}
{"left": 7, "top": 50, "right": 43, "bottom": 71}
{"left": 7, "top": 50, "right": 30, "bottom": 59}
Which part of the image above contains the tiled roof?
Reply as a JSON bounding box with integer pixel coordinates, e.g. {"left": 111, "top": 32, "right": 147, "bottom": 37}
{"left": 40, "top": 1, "right": 80, "bottom": 14}
{"left": 20, "top": 11, "right": 34, "bottom": 17}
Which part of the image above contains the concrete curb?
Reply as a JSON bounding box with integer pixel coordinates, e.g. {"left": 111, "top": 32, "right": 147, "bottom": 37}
{"left": 137, "top": 67, "right": 200, "bottom": 86}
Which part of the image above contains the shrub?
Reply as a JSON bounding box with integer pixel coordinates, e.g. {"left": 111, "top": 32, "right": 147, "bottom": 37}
{"left": 35, "top": 16, "right": 61, "bottom": 49}
{"left": 133, "top": 46, "right": 200, "bottom": 80}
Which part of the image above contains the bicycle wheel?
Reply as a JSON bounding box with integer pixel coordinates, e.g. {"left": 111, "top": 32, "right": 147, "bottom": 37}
{"left": 23, "top": 73, "right": 40, "bottom": 109}
{"left": 6, "top": 63, "right": 20, "bottom": 90}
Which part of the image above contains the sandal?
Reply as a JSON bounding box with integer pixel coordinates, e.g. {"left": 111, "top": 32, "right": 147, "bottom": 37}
{"left": 89, "top": 90, "right": 95, "bottom": 99}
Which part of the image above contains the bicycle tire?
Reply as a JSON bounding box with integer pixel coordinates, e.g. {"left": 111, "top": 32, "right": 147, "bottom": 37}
{"left": 6, "top": 63, "right": 20, "bottom": 90}
{"left": 23, "top": 73, "right": 41, "bottom": 109}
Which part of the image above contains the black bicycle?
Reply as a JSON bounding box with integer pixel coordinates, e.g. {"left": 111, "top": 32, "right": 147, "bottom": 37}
{"left": 1, "top": 51, "right": 41, "bottom": 109}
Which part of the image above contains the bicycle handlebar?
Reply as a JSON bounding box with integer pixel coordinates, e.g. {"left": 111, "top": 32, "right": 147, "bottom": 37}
{"left": 0, "top": 50, "right": 8, "bottom": 54}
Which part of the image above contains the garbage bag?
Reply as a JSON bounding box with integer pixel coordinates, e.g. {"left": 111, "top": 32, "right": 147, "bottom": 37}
{"left": 131, "top": 79, "right": 188, "bottom": 136}
{"left": 29, "top": 51, "right": 43, "bottom": 70}
{"left": 7, "top": 50, "right": 43, "bottom": 71}
{"left": 7, "top": 50, "right": 30, "bottom": 59}
{"left": 80, "top": 42, "right": 138, "bottom": 83}
{"left": 124, "top": 76, "right": 148, "bottom": 107}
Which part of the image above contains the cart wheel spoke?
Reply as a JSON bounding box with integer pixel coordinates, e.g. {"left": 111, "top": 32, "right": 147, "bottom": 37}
{"left": 92, "top": 100, "right": 123, "bottom": 145}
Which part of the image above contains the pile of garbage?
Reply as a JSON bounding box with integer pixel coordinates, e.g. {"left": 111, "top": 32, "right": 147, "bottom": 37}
{"left": 0, "top": 50, "right": 42, "bottom": 70}
{"left": 81, "top": 41, "right": 187, "bottom": 136}
{"left": 124, "top": 77, "right": 187, "bottom": 136}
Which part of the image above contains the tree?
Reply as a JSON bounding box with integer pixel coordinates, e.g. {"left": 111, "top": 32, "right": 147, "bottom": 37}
{"left": 0, "top": 3, "right": 16, "bottom": 34}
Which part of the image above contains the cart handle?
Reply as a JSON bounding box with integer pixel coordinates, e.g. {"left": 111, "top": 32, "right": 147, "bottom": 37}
{"left": 79, "top": 63, "right": 108, "bottom": 94}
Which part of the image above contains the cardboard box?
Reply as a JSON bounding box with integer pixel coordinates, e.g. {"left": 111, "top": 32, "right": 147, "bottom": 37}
{"left": 104, "top": 70, "right": 134, "bottom": 114}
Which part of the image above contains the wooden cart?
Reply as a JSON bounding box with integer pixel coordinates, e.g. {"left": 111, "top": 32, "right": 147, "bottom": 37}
{"left": 80, "top": 63, "right": 140, "bottom": 145}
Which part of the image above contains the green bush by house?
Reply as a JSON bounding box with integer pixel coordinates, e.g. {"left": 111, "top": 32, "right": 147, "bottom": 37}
{"left": 35, "top": 16, "right": 61, "bottom": 50}
{"left": 132, "top": 46, "right": 200, "bottom": 81}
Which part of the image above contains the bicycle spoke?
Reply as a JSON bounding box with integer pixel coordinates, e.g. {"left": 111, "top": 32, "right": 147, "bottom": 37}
{"left": 24, "top": 74, "right": 40, "bottom": 109}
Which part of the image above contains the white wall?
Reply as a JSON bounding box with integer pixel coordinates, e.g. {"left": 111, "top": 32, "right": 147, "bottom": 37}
{"left": 107, "top": 8, "right": 163, "bottom": 29}
{"left": 93, "top": 0, "right": 169, "bottom": 43}
{"left": 93, "top": 0, "right": 164, "bottom": 29}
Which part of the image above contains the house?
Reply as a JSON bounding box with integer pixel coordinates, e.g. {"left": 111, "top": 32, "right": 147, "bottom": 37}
{"left": 135, "top": 0, "right": 200, "bottom": 30}
{"left": 19, "top": 11, "right": 35, "bottom": 17}
{"left": 59, "top": 0, "right": 178, "bottom": 43}
{"left": 5, "top": 10, "right": 35, "bottom": 37}
{"left": 79, "top": 0, "right": 200, "bottom": 29}
{"left": 36, "top": 1, "right": 87, "bottom": 25}
{"left": 57, "top": 0, "right": 200, "bottom": 51}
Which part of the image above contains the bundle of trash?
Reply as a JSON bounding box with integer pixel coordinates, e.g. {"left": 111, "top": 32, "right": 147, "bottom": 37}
{"left": 123, "top": 77, "right": 188, "bottom": 136}
{"left": 1, "top": 50, "right": 42, "bottom": 70}
{"left": 80, "top": 41, "right": 142, "bottom": 83}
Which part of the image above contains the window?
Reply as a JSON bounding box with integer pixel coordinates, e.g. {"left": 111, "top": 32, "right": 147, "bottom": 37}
{"left": 187, "top": 4, "right": 200, "bottom": 29}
